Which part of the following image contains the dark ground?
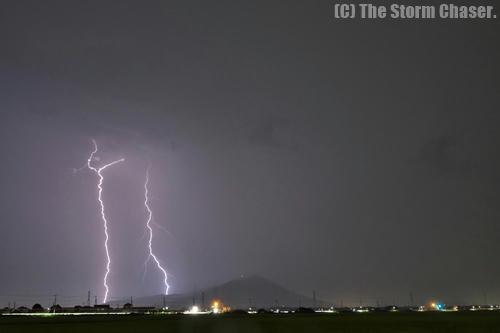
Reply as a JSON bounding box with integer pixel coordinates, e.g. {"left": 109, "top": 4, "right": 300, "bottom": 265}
{"left": 1, "top": 312, "right": 500, "bottom": 333}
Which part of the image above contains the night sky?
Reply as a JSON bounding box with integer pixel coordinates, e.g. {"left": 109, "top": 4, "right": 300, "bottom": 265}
{"left": 0, "top": 1, "right": 499, "bottom": 307}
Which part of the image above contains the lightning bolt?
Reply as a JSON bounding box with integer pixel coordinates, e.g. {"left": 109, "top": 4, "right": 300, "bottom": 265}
{"left": 144, "top": 166, "right": 170, "bottom": 295}
{"left": 86, "top": 139, "right": 124, "bottom": 303}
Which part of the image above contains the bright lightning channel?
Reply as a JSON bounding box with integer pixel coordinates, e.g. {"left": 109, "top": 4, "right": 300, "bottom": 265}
{"left": 87, "top": 139, "right": 124, "bottom": 304}
{"left": 144, "top": 166, "right": 170, "bottom": 295}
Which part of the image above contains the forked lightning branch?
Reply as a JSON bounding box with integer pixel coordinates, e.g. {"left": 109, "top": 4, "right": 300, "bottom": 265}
{"left": 84, "top": 140, "right": 169, "bottom": 303}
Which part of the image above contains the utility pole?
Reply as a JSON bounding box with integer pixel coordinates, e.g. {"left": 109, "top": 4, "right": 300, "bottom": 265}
{"left": 87, "top": 290, "right": 91, "bottom": 307}
{"left": 52, "top": 295, "right": 57, "bottom": 314}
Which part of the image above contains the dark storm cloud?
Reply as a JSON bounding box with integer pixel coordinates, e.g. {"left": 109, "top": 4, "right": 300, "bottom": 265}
{"left": 246, "top": 115, "right": 299, "bottom": 150}
{"left": 0, "top": 0, "right": 499, "bottom": 307}
{"left": 420, "top": 133, "right": 465, "bottom": 172}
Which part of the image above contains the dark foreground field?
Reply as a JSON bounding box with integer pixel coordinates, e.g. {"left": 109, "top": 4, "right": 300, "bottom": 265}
{"left": 1, "top": 312, "right": 500, "bottom": 333}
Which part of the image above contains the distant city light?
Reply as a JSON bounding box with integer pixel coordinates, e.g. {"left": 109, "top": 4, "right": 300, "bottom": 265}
{"left": 183, "top": 306, "right": 200, "bottom": 314}
{"left": 212, "top": 300, "right": 224, "bottom": 314}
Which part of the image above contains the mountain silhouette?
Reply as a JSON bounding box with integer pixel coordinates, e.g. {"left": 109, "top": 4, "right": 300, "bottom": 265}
{"left": 127, "top": 275, "right": 321, "bottom": 309}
